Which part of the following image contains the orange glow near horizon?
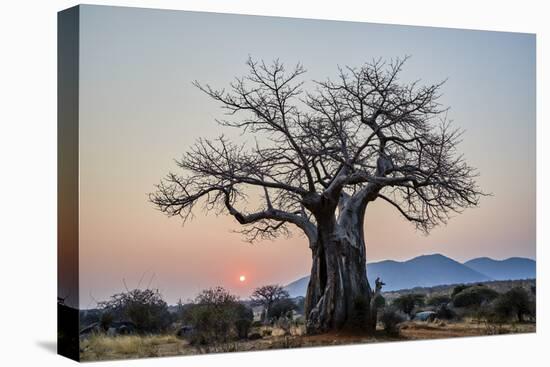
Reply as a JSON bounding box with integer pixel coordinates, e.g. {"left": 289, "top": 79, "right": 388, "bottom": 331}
{"left": 239, "top": 275, "right": 246, "bottom": 282}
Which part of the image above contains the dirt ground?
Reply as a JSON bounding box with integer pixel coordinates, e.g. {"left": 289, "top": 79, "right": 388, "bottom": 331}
{"left": 80, "top": 321, "right": 536, "bottom": 362}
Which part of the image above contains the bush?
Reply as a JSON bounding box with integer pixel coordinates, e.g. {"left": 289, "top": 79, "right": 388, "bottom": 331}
{"left": 392, "top": 293, "right": 425, "bottom": 317}
{"left": 99, "top": 312, "right": 114, "bottom": 331}
{"left": 434, "top": 304, "right": 456, "bottom": 320}
{"left": 184, "top": 287, "right": 253, "bottom": 345}
{"left": 427, "top": 295, "right": 451, "bottom": 307}
{"left": 380, "top": 308, "right": 405, "bottom": 336}
{"left": 98, "top": 289, "right": 172, "bottom": 333}
{"left": 268, "top": 298, "right": 296, "bottom": 321}
{"left": 251, "top": 320, "right": 263, "bottom": 328}
{"left": 235, "top": 303, "right": 254, "bottom": 339}
{"left": 452, "top": 286, "right": 498, "bottom": 308}
{"left": 492, "top": 287, "right": 534, "bottom": 322}
{"left": 451, "top": 284, "right": 471, "bottom": 298}
{"left": 473, "top": 303, "right": 502, "bottom": 324}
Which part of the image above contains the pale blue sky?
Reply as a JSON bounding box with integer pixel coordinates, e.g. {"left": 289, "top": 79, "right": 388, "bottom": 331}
{"left": 77, "top": 5, "right": 535, "bottom": 306}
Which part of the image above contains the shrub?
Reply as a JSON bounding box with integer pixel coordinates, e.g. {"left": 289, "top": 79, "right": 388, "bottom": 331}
{"left": 380, "top": 308, "right": 405, "bottom": 336}
{"left": 234, "top": 303, "right": 254, "bottom": 339}
{"left": 184, "top": 287, "right": 238, "bottom": 344}
{"left": 452, "top": 286, "right": 498, "bottom": 308}
{"left": 427, "top": 295, "right": 451, "bottom": 307}
{"left": 473, "top": 303, "right": 502, "bottom": 324}
{"left": 251, "top": 320, "right": 263, "bottom": 328}
{"left": 268, "top": 298, "right": 296, "bottom": 321}
{"left": 434, "top": 304, "right": 456, "bottom": 320}
{"left": 492, "top": 287, "right": 534, "bottom": 322}
{"left": 99, "top": 312, "right": 114, "bottom": 331}
{"left": 392, "top": 293, "right": 425, "bottom": 317}
{"left": 183, "top": 287, "right": 254, "bottom": 345}
{"left": 98, "top": 289, "right": 171, "bottom": 333}
{"left": 451, "top": 284, "right": 471, "bottom": 298}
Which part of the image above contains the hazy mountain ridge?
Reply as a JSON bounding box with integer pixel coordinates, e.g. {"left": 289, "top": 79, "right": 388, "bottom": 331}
{"left": 284, "top": 254, "right": 535, "bottom": 297}
{"left": 464, "top": 257, "right": 536, "bottom": 281}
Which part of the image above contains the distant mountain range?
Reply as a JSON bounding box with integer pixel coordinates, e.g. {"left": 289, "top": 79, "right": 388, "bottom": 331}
{"left": 284, "top": 254, "right": 536, "bottom": 297}
{"left": 464, "top": 257, "right": 536, "bottom": 281}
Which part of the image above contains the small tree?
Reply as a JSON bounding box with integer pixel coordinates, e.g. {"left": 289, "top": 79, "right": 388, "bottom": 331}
{"left": 250, "top": 285, "right": 290, "bottom": 322}
{"left": 98, "top": 288, "right": 171, "bottom": 333}
{"left": 452, "top": 286, "right": 498, "bottom": 308}
{"left": 393, "top": 294, "right": 425, "bottom": 318}
{"left": 493, "top": 287, "right": 533, "bottom": 322}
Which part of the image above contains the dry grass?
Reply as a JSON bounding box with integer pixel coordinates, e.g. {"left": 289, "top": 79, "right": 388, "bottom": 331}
{"left": 80, "top": 321, "right": 535, "bottom": 361}
{"left": 80, "top": 334, "right": 187, "bottom": 361}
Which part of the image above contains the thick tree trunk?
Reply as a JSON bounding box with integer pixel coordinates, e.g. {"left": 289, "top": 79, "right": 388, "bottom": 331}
{"left": 304, "top": 205, "right": 375, "bottom": 334}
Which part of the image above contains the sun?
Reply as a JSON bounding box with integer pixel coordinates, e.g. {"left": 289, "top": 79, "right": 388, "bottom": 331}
{"left": 239, "top": 275, "right": 246, "bottom": 282}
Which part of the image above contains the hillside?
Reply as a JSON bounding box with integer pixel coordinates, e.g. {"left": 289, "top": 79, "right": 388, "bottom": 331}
{"left": 284, "top": 254, "right": 535, "bottom": 297}
{"left": 382, "top": 278, "right": 536, "bottom": 303}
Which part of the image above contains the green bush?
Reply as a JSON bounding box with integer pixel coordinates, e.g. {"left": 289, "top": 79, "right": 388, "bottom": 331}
{"left": 392, "top": 293, "right": 425, "bottom": 317}
{"left": 452, "top": 286, "right": 498, "bottom": 308}
{"left": 183, "top": 287, "right": 254, "bottom": 344}
{"left": 427, "top": 295, "right": 451, "bottom": 307}
{"left": 98, "top": 289, "right": 172, "bottom": 333}
{"left": 492, "top": 287, "right": 534, "bottom": 322}
{"left": 99, "top": 311, "right": 114, "bottom": 331}
{"left": 251, "top": 320, "right": 263, "bottom": 328}
{"left": 235, "top": 303, "right": 254, "bottom": 339}
{"left": 380, "top": 308, "right": 405, "bottom": 336}
{"left": 267, "top": 298, "right": 296, "bottom": 321}
{"left": 434, "top": 304, "right": 456, "bottom": 320}
{"left": 451, "top": 284, "right": 471, "bottom": 298}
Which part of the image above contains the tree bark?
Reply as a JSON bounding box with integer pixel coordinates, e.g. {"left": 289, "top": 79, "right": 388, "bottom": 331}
{"left": 304, "top": 203, "right": 375, "bottom": 334}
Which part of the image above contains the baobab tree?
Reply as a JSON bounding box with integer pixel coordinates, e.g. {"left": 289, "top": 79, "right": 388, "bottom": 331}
{"left": 150, "top": 57, "right": 483, "bottom": 334}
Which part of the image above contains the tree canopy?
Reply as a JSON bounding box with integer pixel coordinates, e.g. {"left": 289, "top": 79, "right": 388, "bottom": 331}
{"left": 151, "top": 57, "right": 482, "bottom": 242}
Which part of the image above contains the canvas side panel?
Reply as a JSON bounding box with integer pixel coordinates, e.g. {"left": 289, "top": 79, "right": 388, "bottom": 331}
{"left": 57, "top": 5, "right": 80, "bottom": 362}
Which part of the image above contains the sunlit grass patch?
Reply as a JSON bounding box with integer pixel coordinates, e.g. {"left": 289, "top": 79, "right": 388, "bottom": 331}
{"left": 81, "top": 334, "right": 183, "bottom": 360}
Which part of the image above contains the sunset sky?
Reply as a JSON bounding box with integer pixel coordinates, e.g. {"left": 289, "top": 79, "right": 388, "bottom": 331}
{"left": 77, "top": 5, "right": 535, "bottom": 307}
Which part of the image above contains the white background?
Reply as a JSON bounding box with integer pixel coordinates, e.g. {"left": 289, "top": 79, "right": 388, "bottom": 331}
{"left": 0, "top": 0, "right": 547, "bottom": 366}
